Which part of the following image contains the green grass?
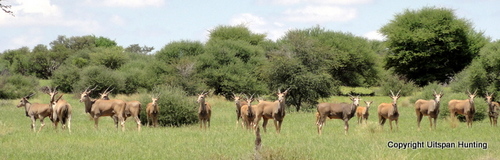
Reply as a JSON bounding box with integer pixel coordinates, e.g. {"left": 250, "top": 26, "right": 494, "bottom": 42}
{"left": 1, "top": 94, "right": 499, "bottom": 160}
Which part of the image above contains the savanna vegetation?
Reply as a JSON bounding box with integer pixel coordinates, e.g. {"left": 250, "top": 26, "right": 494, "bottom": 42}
{"left": 1, "top": 6, "right": 500, "bottom": 159}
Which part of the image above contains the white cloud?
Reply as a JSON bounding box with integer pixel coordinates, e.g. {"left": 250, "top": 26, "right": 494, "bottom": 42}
{"left": 363, "top": 30, "right": 386, "bottom": 41}
{"left": 260, "top": 0, "right": 373, "bottom": 5}
{"left": 90, "top": 0, "right": 165, "bottom": 8}
{"left": 230, "top": 13, "right": 267, "bottom": 26}
{"left": 228, "top": 13, "right": 288, "bottom": 41}
{"left": 15, "top": 0, "right": 62, "bottom": 17}
{"left": 283, "top": 6, "right": 357, "bottom": 23}
{"left": 110, "top": 15, "right": 126, "bottom": 26}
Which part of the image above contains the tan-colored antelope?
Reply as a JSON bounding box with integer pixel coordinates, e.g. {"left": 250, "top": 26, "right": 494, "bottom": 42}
{"left": 197, "top": 91, "right": 212, "bottom": 129}
{"left": 16, "top": 93, "right": 52, "bottom": 132}
{"left": 233, "top": 93, "right": 248, "bottom": 128}
{"left": 253, "top": 89, "right": 289, "bottom": 133}
{"left": 45, "top": 86, "right": 72, "bottom": 132}
{"left": 415, "top": 90, "right": 443, "bottom": 131}
{"left": 240, "top": 94, "right": 256, "bottom": 130}
{"left": 99, "top": 87, "right": 141, "bottom": 131}
{"left": 356, "top": 101, "right": 373, "bottom": 124}
{"left": 377, "top": 90, "right": 401, "bottom": 131}
{"left": 448, "top": 90, "right": 477, "bottom": 128}
{"left": 80, "top": 86, "right": 127, "bottom": 131}
{"left": 146, "top": 94, "right": 160, "bottom": 127}
{"left": 316, "top": 95, "right": 361, "bottom": 135}
{"left": 486, "top": 92, "right": 499, "bottom": 126}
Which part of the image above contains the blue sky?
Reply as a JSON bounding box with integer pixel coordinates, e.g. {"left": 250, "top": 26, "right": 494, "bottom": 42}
{"left": 1, "top": 0, "right": 499, "bottom": 52}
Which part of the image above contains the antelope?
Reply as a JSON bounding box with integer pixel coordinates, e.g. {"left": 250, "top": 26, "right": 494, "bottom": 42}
{"left": 377, "top": 90, "right": 401, "bottom": 131}
{"left": 16, "top": 93, "right": 53, "bottom": 132}
{"left": 316, "top": 95, "right": 361, "bottom": 135}
{"left": 253, "top": 89, "right": 290, "bottom": 133}
{"left": 415, "top": 90, "right": 443, "bottom": 131}
{"left": 197, "top": 91, "right": 212, "bottom": 129}
{"left": 80, "top": 86, "right": 126, "bottom": 131}
{"left": 44, "top": 86, "right": 72, "bottom": 132}
{"left": 233, "top": 93, "right": 248, "bottom": 128}
{"left": 146, "top": 93, "right": 160, "bottom": 127}
{"left": 99, "top": 87, "right": 141, "bottom": 131}
{"left": 485, "top": 92, "right": 499, "bottom": 126}
{"left": 240, "top": 94, "right": 256, "bottom": 130}
{"left": 45, "top": 86, "right": 72, "bottom": 132}
{"left": 356, "top": 101, "right": 373, "bottom": 124}
{"left": 448, "top": 90, "right": 477, "bottom": 128}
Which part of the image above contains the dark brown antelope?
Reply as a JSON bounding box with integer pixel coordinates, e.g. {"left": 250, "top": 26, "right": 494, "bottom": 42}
{"left": 146, "top": 94, "right": 160, "bottom": 127}
{"left": 377, "top": 90, "right": 401, "bottom": 131}
{"left": 99, "top": 87, "right": 141, "bottom": 131}
{"left": 356, "top": 101, "right": 373, "bottom": 124}
{"left": 485, "top": 92, "right": 499, "bottom": 126}
{"left": 240, "top": 94, "right": 256, "bottom": 130}
{"left": 316, "top": 95, "right": 361, "bottom": 135}
{"left": 16, "top": 93, "right": 52, "bottom": 132}
{"left": 253, "top": 89, "right": 289, "bottom": 133}
{"left": 448, "top": 90, "right": 477, "bottom": 128}
{"left": 233, "top": 93, "right": 248, "bottom": 128}
{"left": 197, "top": 91, "right": 212, "bottom": 129}
{"left": 415, "top": 90, "right": 443, "bottom": 131}
{"left": 45, "top": 86, "right": 72, "bottom": 132}
{"left": 80, "top": 86, "right": 127, "bottom": 131}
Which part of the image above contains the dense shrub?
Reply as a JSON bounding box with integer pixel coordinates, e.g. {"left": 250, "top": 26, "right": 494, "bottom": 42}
{"left": 139, "top": 85, "right": 198, "bottom": 127}
{"left": 51, "top": 64, "right": 80, "bottom": 93}
{"left": 0, "top": 74, "right": 39, "bottom": 99}
{"left": 377, "top": 74, "right": 418, "bottom": 97}
{"left": 74, "top": 65, "right": 126, "bottom": 97}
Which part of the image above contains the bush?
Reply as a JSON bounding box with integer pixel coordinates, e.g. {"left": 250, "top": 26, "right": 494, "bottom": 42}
{"left": 377, "top": 74, "right": 418, "bottom": 97}
{"left": 74, "top": 65, "right": 126, "bottom": 97}
{"left": 139, "top": 85, "right": 198, "bottom": 127}
{"left": 0, "top": 74, "right": 39, "bottom": 99}
{"left": 51, "top": 64, "right": 80, "bottom": 93}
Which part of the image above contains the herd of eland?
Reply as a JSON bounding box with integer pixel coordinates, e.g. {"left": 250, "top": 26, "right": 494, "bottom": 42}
{"left": 14, "top": 86, "right": 500, "bottom": 134}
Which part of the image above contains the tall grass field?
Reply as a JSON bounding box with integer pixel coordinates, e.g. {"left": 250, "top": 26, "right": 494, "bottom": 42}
{"left": 1, "top": 94, "right": 499, "bottom": 160}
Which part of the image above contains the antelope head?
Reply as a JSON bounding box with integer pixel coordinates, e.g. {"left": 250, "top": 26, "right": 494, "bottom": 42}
{"left": 349, "top": 94, "right": 361, "bottom": 107}
{"left": 79, "top": 86, "right": 97, "bottom": 102}
{"left": 485, "top": 91, "right": 494, "bottom": 104}
{"left": 99, "top": 86, "right": 114, "bottom": 100}
{"left": 467, "top": 89, "right": 477, "bottom": 104}
{"left": 389, "top": 90, "right": 401, "bottom": 105}
{"left": 433, "top": 89, "right": 444, "bottom": 103}
{"left": 197, "top": 91, "right": 209, "bottom": 104}
{"left": 364, "top": 101, "right": 373, "bottom": 109}
{"left": 17, "top": 93, "right": 35, "bottom": 108}
{"left": 43, "top": 86, "right": 58, "bottom": 103}
{"left": 277, "top": 88, "right": 290, "bottom": 103}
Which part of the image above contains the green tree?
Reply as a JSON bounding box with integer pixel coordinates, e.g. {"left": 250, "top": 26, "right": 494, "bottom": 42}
{"left": 89, "top": 46, "right": 129, "bottom": 70}
{"left": 198, "top": 25, "right": 268, "bottom": 97}
{"left": 125, "top": 44, "right": 155, "bottom": 55}
{"left": 450, "top": 41, "right": 500, "bottom": 96}
{"left": 380, "top": 7, "right": 489, "bottom": 86}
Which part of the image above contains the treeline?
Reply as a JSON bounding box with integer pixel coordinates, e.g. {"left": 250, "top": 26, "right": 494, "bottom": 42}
{"left": 2, "top": 7, "right": 500, "bottom": 113}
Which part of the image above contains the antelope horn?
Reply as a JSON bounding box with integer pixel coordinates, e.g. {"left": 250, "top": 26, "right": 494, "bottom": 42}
{"left": 89, "top": 85, "right": 98, "bottom": 92}
{"left": 26, "top": 93, "right": 36, "bottom": 99}
{"left": 473, "top": 89, "right": 478, "bottom": 95}
{"left": 55, "top": 94, "right": 64, "bottom": 102}
{"left": 390, "top": 90, "right": 394, "bottom": 97}
{"left": 396, "top": 90, "right": 401, "bottom": 96}
{"left": 103, "top": 86, "right": 111, "bottom": 94}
